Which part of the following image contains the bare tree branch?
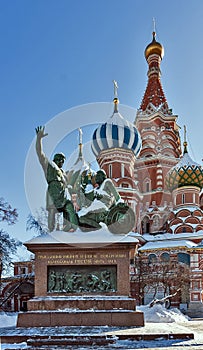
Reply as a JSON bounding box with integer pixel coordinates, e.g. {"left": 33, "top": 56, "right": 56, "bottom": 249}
{"left": 0, "top": 197, "right": 19, "bottom": 280}
{"left": 0, "top": 197, "right": 18, "bottom": 225}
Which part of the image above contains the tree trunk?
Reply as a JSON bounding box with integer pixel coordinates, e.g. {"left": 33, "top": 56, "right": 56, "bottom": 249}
{"left": 149, "top": 288, "right": 181, "bottom": 308}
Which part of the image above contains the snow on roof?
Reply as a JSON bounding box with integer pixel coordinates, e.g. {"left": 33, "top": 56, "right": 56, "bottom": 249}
{"left": 128, "top": 231, "right": 146, "bottom": 243}
{"left": 174, "top": 152, "right": 201, "bottom": 169}
{"left": 170, "top": 223, "right": 202, "bottom": 232}
{"left": 138, "top": 239, "right": 197, "bottom": 251}
{"left": 25, "top": 228, "right": 139, "bottom": 246}
{"left": 173, "top": 206, "right": 202, "bottom": 214}
{"left": 142, "top": 231, "right": 203, "bottom": 242}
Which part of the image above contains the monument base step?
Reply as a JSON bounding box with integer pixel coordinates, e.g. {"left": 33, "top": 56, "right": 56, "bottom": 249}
{"left": 27, "top": 335, "right": 116, "bottom": 347}
{"left": 17, "top": 309, "right": 144, "bottom": 327}
{"left": 1, "top": 332, "right": 194, "bottom": 348}
{"left": 27, "top": 295, "right": 136, "bottom": 311}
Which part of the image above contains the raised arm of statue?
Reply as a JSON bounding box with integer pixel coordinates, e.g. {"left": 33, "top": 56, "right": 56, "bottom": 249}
{"left": 35, "top": 126, "right": 49, "bottom": 172}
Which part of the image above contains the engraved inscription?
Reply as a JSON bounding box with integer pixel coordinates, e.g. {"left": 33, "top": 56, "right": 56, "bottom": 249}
{"left": 39, "top": 252, "right": 127, "bottom": 266}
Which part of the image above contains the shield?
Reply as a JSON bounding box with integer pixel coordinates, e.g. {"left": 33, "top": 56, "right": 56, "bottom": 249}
{"left": 106, "top": 203, "right": 135, "bottom": 234}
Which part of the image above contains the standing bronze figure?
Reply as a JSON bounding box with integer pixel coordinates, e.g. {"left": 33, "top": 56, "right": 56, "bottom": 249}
{"left": 35, "top": 126, "right": 78, "bottom": 232}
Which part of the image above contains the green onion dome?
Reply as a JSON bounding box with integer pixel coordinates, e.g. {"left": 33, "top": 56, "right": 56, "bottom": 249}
{"left": 165, "top": 143, "right": 203, "bottom": 192}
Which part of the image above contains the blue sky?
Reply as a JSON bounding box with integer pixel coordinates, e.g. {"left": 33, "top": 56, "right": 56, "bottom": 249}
{"left": 1, "top": 0, "right": 203, "bottom": 242}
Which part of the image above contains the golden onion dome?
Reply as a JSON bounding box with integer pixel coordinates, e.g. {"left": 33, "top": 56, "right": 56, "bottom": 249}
{"left": 165, "top": 144, "right": 203, "bottom": 192}
{"left": 145, "top": 31, "right": 164, "bottom": 60}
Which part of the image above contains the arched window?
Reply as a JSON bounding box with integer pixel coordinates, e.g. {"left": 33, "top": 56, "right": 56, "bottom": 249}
{"left": 144, "top": 178, "right": 151, "bottom": 193}
{"left": 142, "top": 216, "right": 150, "bottom": 233}
{"left": 160, "top": 252, "right": 170, "bottom": 262}
{"left": 178, "top": 253, "right": 190, "bottom": 266}
{"left": 148, "top": 253, "right": 157, "bottom": 264}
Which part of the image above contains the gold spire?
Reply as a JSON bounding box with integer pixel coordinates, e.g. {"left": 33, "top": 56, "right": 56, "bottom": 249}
{"left": 183, "top": 125, "right": 188, "bottom": 154}
{"left": 113, "top": 80, "right": 119, "bottom": 113}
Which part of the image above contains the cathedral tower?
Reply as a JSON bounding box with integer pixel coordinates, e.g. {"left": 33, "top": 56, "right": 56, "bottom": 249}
{"left": 135, "top": 31, "right": 182, "bottom": 234}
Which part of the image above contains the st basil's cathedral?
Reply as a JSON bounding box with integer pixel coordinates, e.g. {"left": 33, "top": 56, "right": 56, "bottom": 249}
{"left": 90, "top": 31, "right": 203, "bottom": 316}
{"left": 2, "top": 31, "right": 203, "bottom": 316}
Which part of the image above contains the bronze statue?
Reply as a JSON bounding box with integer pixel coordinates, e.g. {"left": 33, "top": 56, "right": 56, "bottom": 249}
{"left": 79, "top": 169, "right": 135, "bottom": 233}
{"left": 79, "top": 170, "right": 121, "bottom": 230}
{"left": 35, "top": 127, "right": 135, "bottom": 234}
{"left": 35, "top": 126, "right": 78, "bottom": 232}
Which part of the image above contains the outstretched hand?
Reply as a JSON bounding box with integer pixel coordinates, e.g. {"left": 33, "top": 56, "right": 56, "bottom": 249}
{"left": 35, "top": 126, "right": 48, "bottom": 139}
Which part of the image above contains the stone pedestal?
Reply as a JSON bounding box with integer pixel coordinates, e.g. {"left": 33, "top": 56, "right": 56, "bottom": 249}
{"left": 17, "top": 230, "right": 144, "bottom": 327}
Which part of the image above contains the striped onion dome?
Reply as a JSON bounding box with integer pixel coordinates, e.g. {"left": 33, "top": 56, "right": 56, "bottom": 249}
{"left": 91, "top": 97, "right": 142, "bottom": 157}
{"left": 165, "top": 141, "right": 203, "bottom": 192}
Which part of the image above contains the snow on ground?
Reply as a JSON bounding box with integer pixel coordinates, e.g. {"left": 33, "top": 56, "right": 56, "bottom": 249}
{"left": 0, "top": 307, "right": 199, "bottom": 349}
{"left": 137, "top": 304, "right": 190, "bottom": 323}
{"left": 0, "top": 312, "right": 18, "bottom": 328}
{"left": 0, "top": 343, "right": 27, "bottom": 349}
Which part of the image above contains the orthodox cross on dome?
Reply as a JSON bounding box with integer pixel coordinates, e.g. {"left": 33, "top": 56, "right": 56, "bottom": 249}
{"left": 78, "top": 127, "right": 83, "bottom": 144}
{"left": 184, "top": 125, "right": 186, "bottom": 143}
{"left": 183, "top": 125, "right": 188, "bottom": 154}
{"left": 152, "top": 17, "right": 156, "bottom": 37}
{"left": 113, "top": 80, "right": 118, "bottom": 98}
{"left": 153, "top": 17, "right": 156, "bottom": 32}
{"left": 78, "top": 128, "right": 83, "bottom": 157}
{"left": 152, "top": 18, "right": 157, "bottom": 42}
{"left": 113, "top": 80, "right": 119, "bottom": 113}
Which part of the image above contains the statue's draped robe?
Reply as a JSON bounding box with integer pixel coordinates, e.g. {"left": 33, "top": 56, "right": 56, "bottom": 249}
{"left": 37, "top": 149, "right": 70, "bottom": 210}
{"left": 46, "top": 161, "right": 71, "bottom": 210}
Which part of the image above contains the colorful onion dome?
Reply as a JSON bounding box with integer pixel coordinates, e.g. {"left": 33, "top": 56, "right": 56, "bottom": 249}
{"left": 91, "top": 82, "right": 142, "bottom": 157}
{"left": 165, "top": 135, "right": 203, "bottom": 191}
{"left": 145, "top": 31, "right": 164, "bottom": 60}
